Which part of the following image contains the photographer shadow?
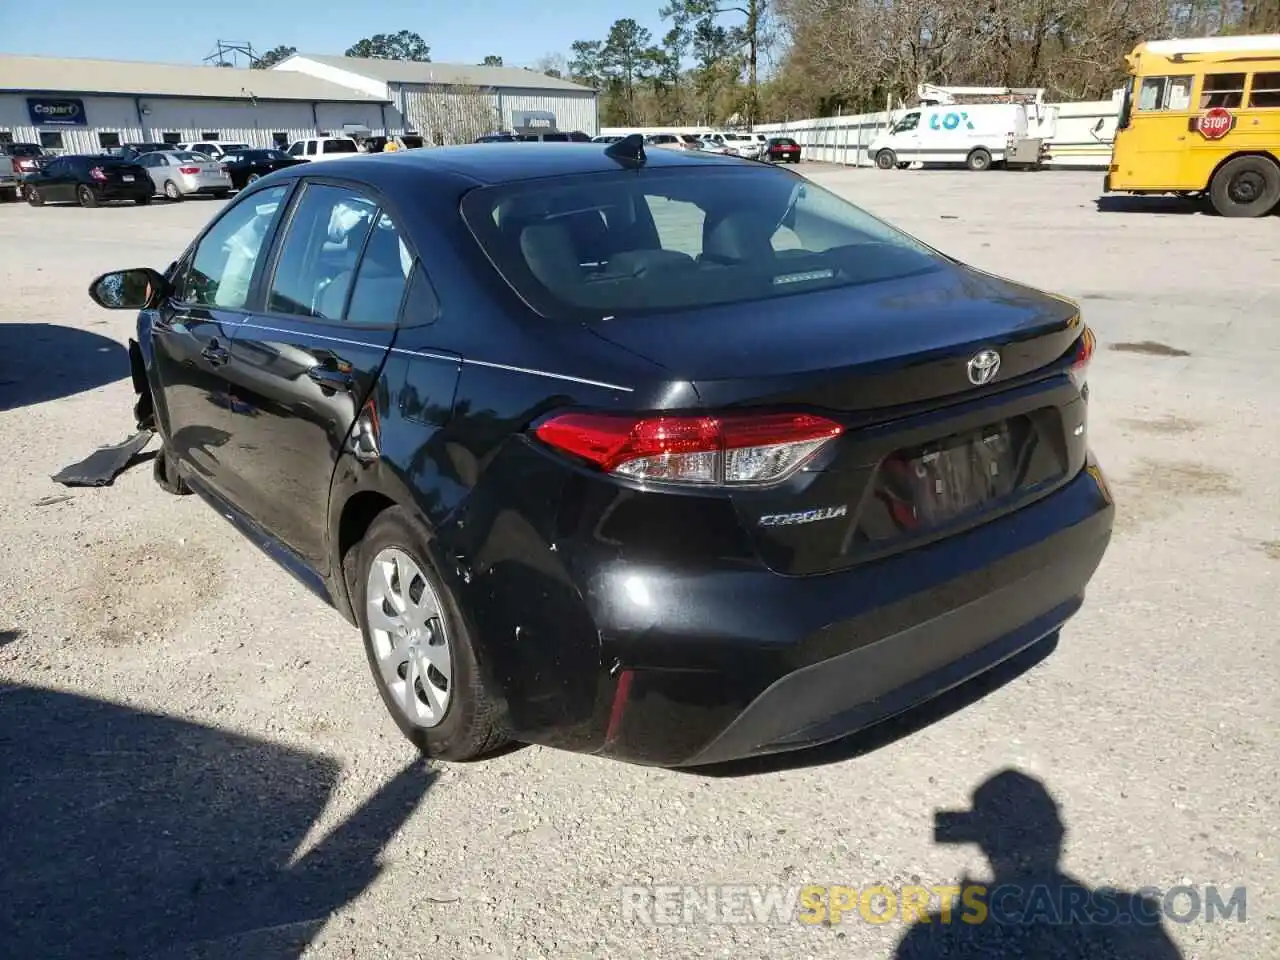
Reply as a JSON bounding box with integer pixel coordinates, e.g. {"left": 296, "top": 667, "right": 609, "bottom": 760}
{"left": 894, "top": 770, "right": 1183, "bottom": 960}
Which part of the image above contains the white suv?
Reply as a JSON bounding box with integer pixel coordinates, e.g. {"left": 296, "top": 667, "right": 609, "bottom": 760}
{"left": 285, "top": 137, "right": 362, "bottom": 162}
{"left": 177, "top": 142, "right": 252, "bottom": 159}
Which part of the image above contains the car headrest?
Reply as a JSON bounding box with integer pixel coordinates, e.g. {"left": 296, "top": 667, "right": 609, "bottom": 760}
{"left": 519, "top": 221, "right": 580, "bottom": 289}
{"left": 702, "top": 210, "right": 776, "bottom": 264}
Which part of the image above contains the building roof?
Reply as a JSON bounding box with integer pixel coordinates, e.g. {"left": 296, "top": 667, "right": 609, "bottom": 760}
{"left": 287, "top": 55, "right": 594, "bottom": 94}
{"left": 0, "top": 55, "right": 389, "bottom": 103}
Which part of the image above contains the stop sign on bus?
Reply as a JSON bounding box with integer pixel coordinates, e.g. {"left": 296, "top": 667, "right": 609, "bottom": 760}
{"left": 1197, "top": 107, "right": 1234, "bottom": 140}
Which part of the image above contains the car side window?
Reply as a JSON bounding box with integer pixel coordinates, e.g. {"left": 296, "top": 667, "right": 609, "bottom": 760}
{"left": 894, "top": 113, "right": 920, "bottom": 133}
{"left": 176, "top": 185, "right": 290, "bottom": 309}
{"left": 287, "top": 142, "right": 303, "bottom": 157}
{"left": 266, "top": 184, "right": 378, "bottom": 320}
{"left": 346, "top": 213, "right": 412, "bottom": 325}
{"left": 43, "top": 159, "right": 66, "bottom": 176}
{"left": 306, "top": 142, "right": 318, "bottom": 156}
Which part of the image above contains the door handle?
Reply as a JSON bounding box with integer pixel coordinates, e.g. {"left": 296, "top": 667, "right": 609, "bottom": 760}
{"left": 201, "top": 339, "right": 229, "bottom": 365}
{"left": 308, "top": 362, "right": 354, "bottom": 392}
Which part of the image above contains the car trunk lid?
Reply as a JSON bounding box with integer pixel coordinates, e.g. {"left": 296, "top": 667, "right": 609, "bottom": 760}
{"left": 586, "top": 264, "right": 1091, "bottom": 575}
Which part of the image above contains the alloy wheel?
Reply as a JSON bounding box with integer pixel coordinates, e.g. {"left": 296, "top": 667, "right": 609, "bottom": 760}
{"left": 365, "top": 547, "right": 453, "bottom": 728}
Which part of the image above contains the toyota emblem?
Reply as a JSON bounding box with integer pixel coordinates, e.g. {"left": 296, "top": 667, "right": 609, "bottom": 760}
{"left": 967, "top": 349, "right": 1001, "bottom": 386}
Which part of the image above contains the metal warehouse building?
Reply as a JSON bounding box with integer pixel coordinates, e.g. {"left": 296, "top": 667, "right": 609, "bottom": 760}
{"left": 0, "top": 53, "right": 598, "bottom": 155}
{"left": 272, "top": 55, "right": 599, "bottom": 140}
{"left": 0, "top": 55, "right": 391, "bottom": 153}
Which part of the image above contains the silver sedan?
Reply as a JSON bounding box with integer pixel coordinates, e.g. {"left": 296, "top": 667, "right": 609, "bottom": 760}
{"left": 136, "top": 151, "right": 233, "bottom": 201}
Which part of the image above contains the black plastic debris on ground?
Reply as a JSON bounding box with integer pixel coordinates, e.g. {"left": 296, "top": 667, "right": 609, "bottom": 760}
{"left": 51, "top": 430, "right": 154, "bottom": 487}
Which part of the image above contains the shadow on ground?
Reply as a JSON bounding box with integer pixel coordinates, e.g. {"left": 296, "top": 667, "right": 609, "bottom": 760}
{"left": 0, "top": 323, "right": 128, "bottom": 411}
{"left": 1094, "top": 195, "right": 1201, "bottom": 215}
{"left": 695, "top": 632, "right": 1058, "bottom": 777}
{"left": 892, "top": 769, "right": 1184, "bottom": 959}
{"left": 0, "top": 683, "right": 433, "bottom": 959}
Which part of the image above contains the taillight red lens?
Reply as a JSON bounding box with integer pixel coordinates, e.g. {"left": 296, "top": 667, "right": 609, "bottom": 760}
{"left": 534, "top": 412, "right": 843, "bottom": 486}
{"left": 1068, "top": 326, "right": 1095, "bottom": 391}
{"left": 178, "top": 166, "right": 200, "bottom": 175}
{"left": 89, "top": 167, "right": 107, "bottom": 181}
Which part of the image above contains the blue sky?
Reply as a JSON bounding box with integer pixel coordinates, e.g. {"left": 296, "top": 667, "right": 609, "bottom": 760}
{"left": 0, "top": 0, "right": 668, "bottom": 68}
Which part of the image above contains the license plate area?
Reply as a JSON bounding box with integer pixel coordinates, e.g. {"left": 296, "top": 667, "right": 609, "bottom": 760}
{"left": 863, "top": 416, "right": 1046, "bottom": 537}
{"left": 122, "top": 175, "right": 134, "bottom": 182}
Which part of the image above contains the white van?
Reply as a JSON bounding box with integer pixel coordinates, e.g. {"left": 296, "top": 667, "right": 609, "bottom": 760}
{"left": 869, "top": 104, "right": 1030, "bottom": 171}
{"left": 285, "top": 137, "right": 362, "bottom": 162}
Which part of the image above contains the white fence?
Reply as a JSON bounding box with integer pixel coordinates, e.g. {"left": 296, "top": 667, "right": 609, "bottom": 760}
{"left": 603, "top": 99, "right": 1120, "bottom": 169}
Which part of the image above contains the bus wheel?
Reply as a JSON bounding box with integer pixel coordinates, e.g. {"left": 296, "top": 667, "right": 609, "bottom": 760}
{"left": 1209, "top": 156, "right": 1280, "bottom": 218}
{"left": 875, "top": 150, "right": 897, "bottom": 170}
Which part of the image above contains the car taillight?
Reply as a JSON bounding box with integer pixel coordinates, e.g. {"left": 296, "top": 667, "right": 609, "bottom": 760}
{"left": 89, "top": 167, "right": 108, "bottom": 182}
{"left": 534, "top": 411, "right": 843, "bottom": 486}
{"left": 1068, "top": 326, "right": 1095, "bottom": 392}
{"left": 178, "top": 166, "right": 200, "bottom": 175}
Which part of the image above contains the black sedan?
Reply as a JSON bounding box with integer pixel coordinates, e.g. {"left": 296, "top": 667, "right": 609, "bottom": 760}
{"left": 219, "top": 148, "right": 307, "bottom": 190}
{"left": 25, "top": 155, "right": 152, "bottom": 207}
{"left": 765, "top": 136, "right": 801, "bottom": 162}
{"left": 89, "top": 136, "right": 1113, "bottom": 766}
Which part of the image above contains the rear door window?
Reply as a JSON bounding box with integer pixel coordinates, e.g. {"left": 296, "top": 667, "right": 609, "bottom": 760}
{"left": 266, "top": 184, "right": 378, "bottom": 319}
{"left": 345, "top": 213, "right": 413, "bottom": 325}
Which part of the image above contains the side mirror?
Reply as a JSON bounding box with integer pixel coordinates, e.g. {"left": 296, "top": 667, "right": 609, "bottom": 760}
{"left": 88, "top": 267, "right": 168, "bottom": 310}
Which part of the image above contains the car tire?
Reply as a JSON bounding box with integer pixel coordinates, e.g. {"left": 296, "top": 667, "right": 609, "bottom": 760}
{"left": 1208, "top": 155, "right": 1280, "bottom": 218}
{"left": 25, "top": 186, "right": 42, "bottom": 207}
{"left": 163, "top": 181, "right": 182, "bottom": 202}
{"left": 152, "top": 446, "right": 191, "bottom": 495}
{"left": 77, "top": 185, "right": 99, "bottom": 208}
{"left": 135, "top": 195, "right": 153, "bottom": 206}
{"left": 246, "top": 173, "right": 262, "bottom": 185}
{"left": 875, "top": 149, "right": 897, "bottom": 170}
{"left": 352, "top": 506, "right": 507, "bottom": 761}
{"left": 966, "top": 148, "right": 993, "bottom": 172}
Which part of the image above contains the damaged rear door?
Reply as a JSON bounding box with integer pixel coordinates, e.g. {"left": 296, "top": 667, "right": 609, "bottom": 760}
{"left": 219, "top": 182, "right": 410, "bottom": 574}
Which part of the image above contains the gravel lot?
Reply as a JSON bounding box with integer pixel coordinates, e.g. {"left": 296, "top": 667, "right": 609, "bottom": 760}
{"left": 1, "top": 168, "right": 1275, "bottom": 960}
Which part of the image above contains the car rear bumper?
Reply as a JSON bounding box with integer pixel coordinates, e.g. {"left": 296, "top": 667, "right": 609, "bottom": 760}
{"left": 179, "top": 177, "right": 232, "bottom": 194}
{"left": 463, "top": 452, "right": 1114, "bottom": 766}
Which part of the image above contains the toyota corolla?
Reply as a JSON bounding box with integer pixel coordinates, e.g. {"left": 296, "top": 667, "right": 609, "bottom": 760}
{"left": 89, "top": 138, "right": 1113, "bottom": 766}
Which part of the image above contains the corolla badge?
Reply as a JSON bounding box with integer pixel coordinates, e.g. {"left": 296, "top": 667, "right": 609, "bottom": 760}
{"left": 758, "top": 505, "right": 848, "bottom": 527}
{"left": 966, "top": 349, "right": 1001, "bottom": 386}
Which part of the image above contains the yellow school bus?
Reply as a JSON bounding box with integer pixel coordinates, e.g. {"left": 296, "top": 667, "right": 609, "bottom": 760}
{"left": 1104, "top": 34, "right": 1280, "bottom": 217}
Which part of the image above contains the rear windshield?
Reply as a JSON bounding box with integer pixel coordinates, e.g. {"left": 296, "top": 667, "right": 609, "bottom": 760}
{"left": 461, "top": 166, "right": 941, "bottom": 319}
{"left": 170, "top": 152, "right": 205, "bottom": 162}
{"left": 772, "top": 138, "right": 798, "bottom": 146}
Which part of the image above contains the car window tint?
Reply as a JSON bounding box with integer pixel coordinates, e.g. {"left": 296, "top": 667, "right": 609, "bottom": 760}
{"left": 178, "top": 185, "right": 289, "bottom": 309}
{"left": 346, "top": 213, "right": 411, "bottom": 325}
{"left": 324, "top": 139, "right": 358, "bottom": 153}
{"left": 462, "top": 167, "right": 939, "bottom": 319}
{"left": 306, "top": 142, "right": 318, "bottom": 155}
{"left": 267, "top": 184, "right": 378, "bottom": 320}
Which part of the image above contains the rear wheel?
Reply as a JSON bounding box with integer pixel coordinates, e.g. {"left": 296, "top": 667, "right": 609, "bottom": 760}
{"left": 163, "top": 181, "right": 182, "bottom": 201}
{"left": 966, "top": 148, "right": 993, "bottom": 172}
{"left": 1208, "top": 155, "right": 1280, "bottom": 218}
{"left": 77, "top": 185, "right": 98, "bottom": 208}
{"left": 875, "top": 149, "right": 897, "bottom": 170}
{"left": 246, "top": 172, "right": 262, "bottom": 185}
{"left": 353, "top": 507, "right": 506, "bottom": 761}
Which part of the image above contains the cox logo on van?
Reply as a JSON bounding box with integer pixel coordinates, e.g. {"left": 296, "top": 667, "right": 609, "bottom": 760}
{"left": 26, "top": 98, "right": 87, "bottom": 126}
{"left": 929, "top": 111, "right": 975, "bottom": 131}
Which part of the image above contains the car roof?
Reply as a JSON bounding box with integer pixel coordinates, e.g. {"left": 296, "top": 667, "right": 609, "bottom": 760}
{"left": 291, "top": 142, "right": 747, "bottom": 186}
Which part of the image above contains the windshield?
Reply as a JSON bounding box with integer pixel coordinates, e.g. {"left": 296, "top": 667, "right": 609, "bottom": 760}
{"left": 461, "top": 166, "right": 940, "bottom": 319}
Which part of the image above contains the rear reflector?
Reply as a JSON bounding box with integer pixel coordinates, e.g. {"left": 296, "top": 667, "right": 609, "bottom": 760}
{"left": 1068, "top": 326, "right": 1096, "bottom": 391}
{"left": 534, "top": 411, "right": 842, "bottom": 486}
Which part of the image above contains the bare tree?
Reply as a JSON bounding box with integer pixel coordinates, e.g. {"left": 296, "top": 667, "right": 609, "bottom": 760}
{"left": 408, "top": 82, "right": 501, "bottom": 145}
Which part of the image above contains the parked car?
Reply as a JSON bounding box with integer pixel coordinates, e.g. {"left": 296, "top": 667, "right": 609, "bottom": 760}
{"left": 24, "top": 155, "right": 153, "bottom": 207}
{"left": 136, "top": 150, "right": 232, "bottom": 200}
{"left": 764, "top": 136, "right": 801, "bottom": 163}
{"left": 176, "top": 141, "right": 253, "bottom": 160}
{"left": 107, "top": 143, "right": 169, "bottom": 161}
{"left": 88, "top": 140, "right": 1111, "bottom": 767}
{"left": 1, "top": 142, "right": 47, "bottom": 180}
{"left": 700, "top": 132, "right": 762, "bottom": 158}
{"left": 219, "top": 148, "right": 307, "bottom": 189}
{"left": 644, "top": 134, "right": 704, "bottom": 152}
{"left": 285, "top": 137, "right": 361, "bottom": 161}
{"left": 590, "top": 135, "right": 623, "bottom": 144}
